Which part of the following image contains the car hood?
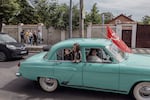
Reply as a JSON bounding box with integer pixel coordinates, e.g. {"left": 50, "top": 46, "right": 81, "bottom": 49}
{"left": 25, "top": 52, "right": 47, "bottom": 62}
{"left": 124, "top": 53, "right": 150, "bottom": 67}
{"left": 7, "top": 42, "right": 25, "bottom": 47}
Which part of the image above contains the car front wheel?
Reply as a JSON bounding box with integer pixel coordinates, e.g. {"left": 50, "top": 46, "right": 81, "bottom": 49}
{"left": 0, "top": 52, "right": 7, "bottom": 61}
{"left": 39, "top": 77, "right": 58, "bottom": 92}
{"left": 133, "top": 82, "right": 150, "bottom": 100}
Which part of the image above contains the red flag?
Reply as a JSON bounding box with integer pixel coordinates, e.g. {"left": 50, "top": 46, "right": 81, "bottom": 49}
{"left": 107, "top": 26, "right": 132, "bottom": 53}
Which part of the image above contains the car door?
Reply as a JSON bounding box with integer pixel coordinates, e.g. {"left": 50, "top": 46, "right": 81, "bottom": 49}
{"left": 83, "top": 47, "right": 120, "bottom": 90}
{"left": 53, "top": 47, "right": 83, "bottom": 86}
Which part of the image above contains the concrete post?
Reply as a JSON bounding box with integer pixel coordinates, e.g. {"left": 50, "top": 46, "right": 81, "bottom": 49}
{"left": 116, "top": 24, "right": 122, "bottom": 39}
{"left": 1, "top": 23, "right": 5, "bottom": 33}
{"left": 37, "top": 23, "right": 44, "bottom": 38}
{"left": 61, "top": 30, "right": 66, "bottom": 41}
{"left": 131, "top": 23, "right": 137, "bottom": 48}
{"left": 18, "top": 23, "right": 23, "bottom": 42}
{"left": 87, "top": 22, "right": 92, "bottom": 38}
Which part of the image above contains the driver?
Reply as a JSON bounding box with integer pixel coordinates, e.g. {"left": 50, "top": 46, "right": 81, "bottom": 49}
{"left": 87, "top": 49, "right": 102, "bottom": 63}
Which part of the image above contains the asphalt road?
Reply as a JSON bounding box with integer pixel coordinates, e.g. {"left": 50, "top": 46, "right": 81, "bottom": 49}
{"left": 0, "top": 53, "right": 134, "bottom": 100}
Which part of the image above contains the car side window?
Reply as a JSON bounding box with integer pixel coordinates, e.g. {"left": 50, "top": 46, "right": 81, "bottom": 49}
{"left": 56, "top": 48, "right": 72, "bottom": 61}
{"left": 86, "top": 48, "right": 112, "bottom": 63}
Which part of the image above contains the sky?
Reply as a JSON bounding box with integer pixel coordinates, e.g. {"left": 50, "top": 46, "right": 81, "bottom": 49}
{"left": 57, "top": 0, "right": 150, "bottom": 21}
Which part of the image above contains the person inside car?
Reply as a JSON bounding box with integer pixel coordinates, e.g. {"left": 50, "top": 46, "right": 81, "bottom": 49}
{"left": 71, "top": 43, "right": 81, "bottom": 63}
{"left": 87, "top": 49, "right": 102, "bottom": 63}
{"left": 64, "top": 49, "right": 72, "bottom": 60}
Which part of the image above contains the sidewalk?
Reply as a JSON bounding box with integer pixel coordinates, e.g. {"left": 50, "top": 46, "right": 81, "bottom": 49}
{"left": 25, "top": 44, "right": 47, "bottom": 53}
{"left": 132, "top": 48, "right": 150, "bottom": 54}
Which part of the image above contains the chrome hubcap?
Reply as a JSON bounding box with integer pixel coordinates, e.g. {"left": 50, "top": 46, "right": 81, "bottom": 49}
{"left": 139, "top": 86, "right": 150, "bottom": 98}
{"left": 44, "top": 78, "right": 55, "bottom": 86}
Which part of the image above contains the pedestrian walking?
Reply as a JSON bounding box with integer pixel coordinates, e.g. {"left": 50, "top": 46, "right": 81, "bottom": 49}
{"left": 20, "top": 30, "right": 25, "bottom": 43}
{"left": 33, "top": 31, "right": 38, "bottom": 45}
{"left": 25, "top": 30, "right": 30, "bottom": 44}
{"left": 29, "top": 30, "right": 33, "bottom": 45}
{"left": 37, "top": 30, "right": 42, "bottom": 44}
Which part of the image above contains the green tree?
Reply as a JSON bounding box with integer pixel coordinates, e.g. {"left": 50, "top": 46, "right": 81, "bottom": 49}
{"left": 72, "top": 4, "right": 80, "bottom": 30}
{"left": 101, "top": 12, "right": 114, "bottom": 24}
{"left": 85, "top": 3, "right": 101, "bottom": 24}
{"left": 11, "top": 0, "right": 40, "bottom": 24}
{"left": 0, "top": 0, "right": 19, "bottom": 31}
{"left": 52, "top": 3, "right": 69, "bottom": 30}
{"left": 52, "top": 4, "right": 79, "bottom": 31}
{"left": 36, "top": 0, "right": 80, "bottom": 31}
{"left": 36, "top": 0, "right": 57, "bottom": 29}
{"left": 142, "top": 15, "right": 150, "bottom": 24}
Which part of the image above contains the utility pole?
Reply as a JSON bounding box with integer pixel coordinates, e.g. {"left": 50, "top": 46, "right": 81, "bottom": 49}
{"left": 79, "top": 0, "right": 84, "bottom": 38}
{"left": 69, "top": 0, "right": 72, "bottom": 38}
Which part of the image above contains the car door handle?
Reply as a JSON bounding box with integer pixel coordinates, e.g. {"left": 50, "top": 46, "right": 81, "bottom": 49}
{"left": 55, "top": 62, "right": 62, "bottom": 65}
{"left": 87, "top": 63, "right": 92, "bottom": 66}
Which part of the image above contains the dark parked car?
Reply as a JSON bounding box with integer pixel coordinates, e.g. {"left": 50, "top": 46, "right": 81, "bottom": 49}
{"left": 0, "top": 32, "right": 28, "bottom": 61}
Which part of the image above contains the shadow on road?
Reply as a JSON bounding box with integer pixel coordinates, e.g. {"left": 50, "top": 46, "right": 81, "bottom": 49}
{"left": 0, "top": 53, "right": 36, "bottom": 68}
{"left": 1, "top": 77, "right": 134, "bottom": 100}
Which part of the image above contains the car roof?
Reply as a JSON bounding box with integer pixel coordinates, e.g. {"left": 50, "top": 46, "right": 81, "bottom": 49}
{"left": 53, "top": 38, "right": 112, "bottom": 49}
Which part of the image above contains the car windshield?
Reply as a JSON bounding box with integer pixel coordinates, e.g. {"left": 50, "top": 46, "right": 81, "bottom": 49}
{"left": 106, "top": 44, "right": 125, "bottom": 62}
{"left": 0, "top": 34, "right": 17, "bottom": 43}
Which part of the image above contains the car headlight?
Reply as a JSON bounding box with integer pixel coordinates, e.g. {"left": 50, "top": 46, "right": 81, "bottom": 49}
{"left": 6, "top": 44, "right": 17, "bottom": 50}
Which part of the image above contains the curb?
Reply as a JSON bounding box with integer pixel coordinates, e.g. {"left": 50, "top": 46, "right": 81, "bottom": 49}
{"left": 26, "top": 46, "right": 44, "bottom": 53}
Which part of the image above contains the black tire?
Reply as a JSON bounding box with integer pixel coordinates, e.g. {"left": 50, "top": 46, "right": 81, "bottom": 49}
{"left": 39, "top": 77, "right": 58, "bottom": 92}
{"left": 133, "top": 82, "right": 150, "bottom": 100}
{"left": 0, "top": 51, "right": 7, "bottom": 61}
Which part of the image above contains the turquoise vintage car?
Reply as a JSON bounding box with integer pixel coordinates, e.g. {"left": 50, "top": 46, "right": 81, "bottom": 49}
{"left": 16, "top": 38, "right": 150, "bottom": 100}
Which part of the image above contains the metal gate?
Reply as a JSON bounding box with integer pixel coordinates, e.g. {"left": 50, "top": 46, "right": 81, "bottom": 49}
{"left": 122, "top": 30, "right": 132, "bottom": 47}
{"left": 136, "top": 25, "right": 150, "bottom": 48}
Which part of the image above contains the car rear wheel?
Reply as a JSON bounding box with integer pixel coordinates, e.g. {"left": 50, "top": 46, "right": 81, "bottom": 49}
{"left": 133, "top": 82, "right": 150, "bottom": 100}
{"left": 39, "top": 77, "right": 58, "bottom": 92}
{"left": 0, "top": 52, "right": 7, "bottom": 61}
